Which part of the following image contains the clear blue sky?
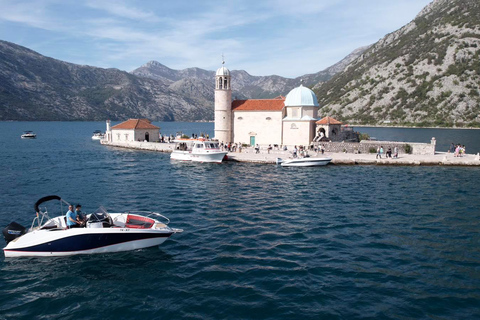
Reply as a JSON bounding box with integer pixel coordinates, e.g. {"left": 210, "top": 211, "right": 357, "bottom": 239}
{"left": 0, "top": 0, "right": 432, "bottom": 78}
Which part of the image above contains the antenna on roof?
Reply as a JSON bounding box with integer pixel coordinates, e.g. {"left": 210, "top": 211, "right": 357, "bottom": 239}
{"left": 222, "top": 53, "right": 225, "bottom": 65}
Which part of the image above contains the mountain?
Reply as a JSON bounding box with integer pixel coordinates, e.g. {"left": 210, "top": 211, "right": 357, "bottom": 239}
{"left": 314, "top": 0, "right": 480, "bottom": 127}
{"left": 0, "top": 39, "right": 363, "bottom": 121}
{"left": 0, "top": 41, "right": 214, "bottom": 121}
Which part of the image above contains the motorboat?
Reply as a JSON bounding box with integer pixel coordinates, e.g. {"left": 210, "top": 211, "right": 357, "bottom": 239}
{"left": 21, "top": 131, "right": 36, "bottom": 139}
{"left": 2, "top": 195, "right": 183, "bottom": 258}
{"left": 276, "top": 156, "right": 332, "bottom": 167}
{"left": 171, "top": 138, "right": 228, "bottom": 163}
{"left": 92, "top": 130, "right": 105, "bottom": 140}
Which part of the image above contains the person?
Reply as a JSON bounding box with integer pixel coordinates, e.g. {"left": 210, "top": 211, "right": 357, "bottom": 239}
{"left": 75, "top": 204, "right": 86, "bottom": 227}
{"left": 321, "top": 144, "right": 325, "bottom": 155}
{"left": 387, "top": 147, "right": 392, "bottom": 158}
{"left": 393, "top": 146, "right": 398, "bottom": 158}
{"left": 267, "top": 144, "right": 272, "bottom": 154}
{"left": 293, "top": 145, "right": 298, "bottom": 158}
{"left": 255, "top": 144, "right": 260, "bottom": 154}
{"left": 449, "top": 143, "right": 455, "bottom": 153}
{"left": 66, "top": 205, "right": 81, "bottom": 228}
{"left": 376, "top": 146, "right": 381, "bottom": 159}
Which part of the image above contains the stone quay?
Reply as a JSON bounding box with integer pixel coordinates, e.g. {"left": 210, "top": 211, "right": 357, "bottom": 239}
{"left": 100, "top": 140, "right": 480, "bottom": 166}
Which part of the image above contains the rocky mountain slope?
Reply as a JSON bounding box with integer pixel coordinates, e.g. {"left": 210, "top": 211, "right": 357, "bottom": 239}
{"left": 315, "top": 0, "right": 480, "bottom": 127}
{"left": 0, "top": 39, "right": 364, "bottom": 121}
{"left": 0, "top": 41, "right": 213, "bottom": 121}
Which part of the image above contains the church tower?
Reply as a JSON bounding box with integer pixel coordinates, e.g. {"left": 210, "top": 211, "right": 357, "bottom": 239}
{"left": 214, "top": 61, "right": 232, "bottom": 144}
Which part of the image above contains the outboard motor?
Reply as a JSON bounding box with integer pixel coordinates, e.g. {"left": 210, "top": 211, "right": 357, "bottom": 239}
{"left": 2, "top": 222, "right": 26, "bottom": 244}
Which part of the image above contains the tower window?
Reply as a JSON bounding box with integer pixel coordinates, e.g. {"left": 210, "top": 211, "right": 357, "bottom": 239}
{"left": 238, "top": 117, "right": 243, "bottom": 120}
{"left": 266, "top": 117, "right": 272, "bottom": 120}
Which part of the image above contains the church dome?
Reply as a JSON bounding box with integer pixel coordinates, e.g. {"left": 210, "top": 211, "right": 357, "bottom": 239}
{"left": 284, "top": 84, "right": 319, "bottom": 107}
{"left": 216, "top": 66, "right": 230, "bottom": 76}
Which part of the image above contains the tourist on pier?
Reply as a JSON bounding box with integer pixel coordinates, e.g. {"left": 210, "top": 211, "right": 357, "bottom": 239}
{"left": 386, "top": 147, "right": 392, "bottom": 158}
{"left": 393, "top": 146, "right": 398, "bottom": 158}
{"left": 321, "top": 145, "right": 325, "bottom": 154}
{"left": 293, "top": 146, "right": 298, "bottom": 158}
{"left": 449, "top": 143, "right": 455, "bottom": 153}
{"left": 255, "top": 144, "right": 260, "bottom": 154}
{"left": 376, "top": 146, "right": 381, "bottom": 159}
{"left": 267, "top": 145, "right": 272, "bottom": 154}
{"left": 454, "top": 145, "right": 460, "bottom": 157}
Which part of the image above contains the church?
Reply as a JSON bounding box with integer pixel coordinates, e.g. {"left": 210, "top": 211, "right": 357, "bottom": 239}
{"left": 214, "top": 63, "right": 332, "bottom": 147}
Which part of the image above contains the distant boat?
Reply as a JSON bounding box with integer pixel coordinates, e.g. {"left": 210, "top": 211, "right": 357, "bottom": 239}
{"left": 21, "top": 131, "right": 36, "bottom": 139}
{"left": 92, "top": 130, "right": 105, "bottom": 140}
{"left": 276, "top": 157, "right": 332, "bottom": 167}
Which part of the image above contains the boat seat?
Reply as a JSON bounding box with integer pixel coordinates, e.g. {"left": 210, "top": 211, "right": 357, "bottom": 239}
{"left": 125, "top": 215, "right": 154, "bottom": 229}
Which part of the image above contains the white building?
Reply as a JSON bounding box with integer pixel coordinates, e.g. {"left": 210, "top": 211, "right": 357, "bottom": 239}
{"left": 105, "top": 119, "right": 160, "bottom": 143}
{"left": 214, "top": 64, "right": 320, "bottom": 147}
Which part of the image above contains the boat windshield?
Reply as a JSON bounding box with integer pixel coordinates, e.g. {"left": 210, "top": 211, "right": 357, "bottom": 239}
{"left": 205, "top": 142, "right": 219, "bottom": 149}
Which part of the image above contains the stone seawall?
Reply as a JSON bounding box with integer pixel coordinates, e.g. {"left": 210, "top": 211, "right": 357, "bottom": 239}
{"left": 315, "top": 138, "right": 436, "bottom": 155}
{"left": 100, "top": 139, "right": 480, "bottom": 166}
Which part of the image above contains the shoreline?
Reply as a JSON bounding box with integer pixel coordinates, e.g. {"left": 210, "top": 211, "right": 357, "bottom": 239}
{"left": 101, "top": 141, "right": 480, "bottom": 166}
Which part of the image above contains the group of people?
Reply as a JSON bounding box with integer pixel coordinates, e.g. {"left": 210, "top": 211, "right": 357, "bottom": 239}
{"left": 66, "top": 204, "right": 86, "bottom": 228}
{"left": 222, "top": 142, "right": 240, "bottom": 152}
{"left": 449, "top": 143, "right": 466, "bottom": 157}
{"left": 376, "top": 146, "right": 398, "bottom": 159}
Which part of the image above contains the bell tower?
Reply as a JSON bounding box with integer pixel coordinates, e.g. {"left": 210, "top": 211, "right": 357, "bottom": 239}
{"left": 214, "top": 60, "right": 232, "bottom": 144}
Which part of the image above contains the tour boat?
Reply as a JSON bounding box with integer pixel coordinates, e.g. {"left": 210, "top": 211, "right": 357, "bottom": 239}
{"left": 171, "top": 138, "right": 228, "bottom": 163}
{"left": 21, "top": 131, "right": 36, "bottom": 139}
{"left": 92, "top": 130, "right": 105, "bottom": 140}
{"left": 2, "top": 195, "right": 183, "bottom": 258}
{"left": 276, "top": 156, "right": 332, "bottom": 167}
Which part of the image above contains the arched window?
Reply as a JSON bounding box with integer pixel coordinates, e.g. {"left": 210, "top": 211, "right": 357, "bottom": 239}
{"left": 266, "top": 117, "right": 272, "bottom": 120}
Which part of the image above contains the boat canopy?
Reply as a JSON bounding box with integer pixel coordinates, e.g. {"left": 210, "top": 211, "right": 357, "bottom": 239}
{"left": 34, "top": 195, "right": 62, "bottom": 212}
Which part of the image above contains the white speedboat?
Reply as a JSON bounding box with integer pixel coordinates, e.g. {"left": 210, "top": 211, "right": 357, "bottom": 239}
{"left": 92, "top": 130, "right": 105, "bottom": 140}
{"left": 2, "top": 195, "right": 183, "bottom": 258}
{"left": 21, "top": 131, "right": 36, "bottom": 139}
{"left": 277, "top": 156, "right": 332, "bottom": 167}
{"left": 171, "top": 138, "right": 228, "bottom": 163}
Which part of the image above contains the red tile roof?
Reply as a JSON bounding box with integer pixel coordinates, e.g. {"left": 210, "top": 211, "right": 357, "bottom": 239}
{"left": 232, "top": 96, "right": 285, "bottom": 111}
{"left": 111, "top": 119, "right": 159, "bottom": 130}
{"left": 316, "top": 116, "right": 342, "bottom": 125}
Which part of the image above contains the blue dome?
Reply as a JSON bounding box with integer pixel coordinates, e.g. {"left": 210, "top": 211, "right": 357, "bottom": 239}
{"left": 284, "top": 85, "right": 319, "bottom": 107}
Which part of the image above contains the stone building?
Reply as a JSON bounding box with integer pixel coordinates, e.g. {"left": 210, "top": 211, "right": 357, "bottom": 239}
{"left": 214, "top": 63, "right": 319, "bottom": 147}
{"left": 105, "top": 119, "right": 160, "bottom": 143}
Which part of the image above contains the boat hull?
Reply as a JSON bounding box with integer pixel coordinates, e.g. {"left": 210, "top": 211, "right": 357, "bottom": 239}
{"left": 3, "top": 228, "right": 173, "bottom": 257}
{"left": 280, "top": 157, "right": 332, "bottom": 167}
{"left": 171, "top": 150, "right": 227, "bottom": 163}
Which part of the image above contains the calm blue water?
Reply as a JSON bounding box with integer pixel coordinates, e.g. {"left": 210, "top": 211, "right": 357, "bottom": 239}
{"left": 1, "top": 122, "right": 480, "bottom": 320}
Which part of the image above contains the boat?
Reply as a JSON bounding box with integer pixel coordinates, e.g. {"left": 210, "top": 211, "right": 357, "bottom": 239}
{"left": 21, "top": 131, "right": 36, "bottom": 139}
{"left": 92, "top": 130, "right": 105, "bottom": 140}
{"left": 171, "top": 138, "right": 228, "bottom": 163}
{"left": 276, "top": 156, "right": 332, "bottom": 167}
{"left": 2, "top": 195, "right": 183, "bottom": 258}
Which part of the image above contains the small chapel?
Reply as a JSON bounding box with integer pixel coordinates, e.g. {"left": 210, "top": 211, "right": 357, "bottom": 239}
{"left": 214, "top": 62, "right": 345, "bottom": 147}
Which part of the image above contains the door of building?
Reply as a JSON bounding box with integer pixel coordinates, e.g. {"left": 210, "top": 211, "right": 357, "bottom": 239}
{"left": 250, "top": 136, "right": 255, "bottom": 146}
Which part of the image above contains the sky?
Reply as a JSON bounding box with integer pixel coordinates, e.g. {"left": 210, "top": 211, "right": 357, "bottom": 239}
{"left": 0, "top": 0, "right": 433, "bottom": 78}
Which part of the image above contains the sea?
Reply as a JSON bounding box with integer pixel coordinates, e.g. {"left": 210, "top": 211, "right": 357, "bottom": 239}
{"left": 1, "top": 121, "right": 480, "bottom": 320}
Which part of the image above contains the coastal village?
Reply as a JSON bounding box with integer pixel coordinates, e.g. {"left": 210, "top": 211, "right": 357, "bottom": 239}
{"left": 100, "top": 63, "right": 480, "bottom": 166}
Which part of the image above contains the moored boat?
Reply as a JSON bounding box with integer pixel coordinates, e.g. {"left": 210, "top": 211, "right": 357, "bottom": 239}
{"left": 171, "top": 138, "right": 228, "bottom": 163}
{"left": 2, "top": 195, "right": 183, "bottom": 258}
{"left": 276, "top": 156, "right": 332, "bottom": 167}
{"left": 92, "top": 130, "right": 105, "bottom": 140}
{"left": 21, "top": 131, "right": 36, "bottom": 139}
